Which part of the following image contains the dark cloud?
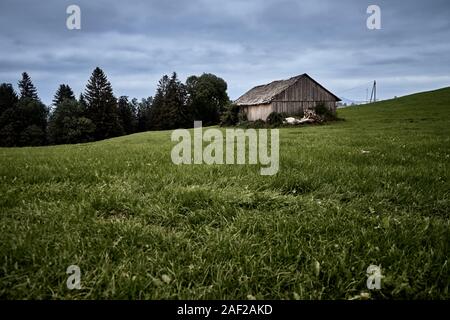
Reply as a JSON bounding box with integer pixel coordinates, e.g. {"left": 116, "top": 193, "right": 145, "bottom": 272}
{"left": 0, "top": 0, "right": 449, "bottom": 104}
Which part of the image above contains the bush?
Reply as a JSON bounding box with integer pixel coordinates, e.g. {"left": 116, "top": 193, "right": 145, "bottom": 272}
{"left": 237, "top": 120, "right": 250, "bottom": 128}
{"left": 266, "top": 112, "right": 284, "bottom": 126}
{"left": 65, "top": 117, "right": 96, "bottom": 144}
{"left": 220, "top": 103, "right": 239, "bottom": 126}
{"left": 19, "top": 125, "right": 46, "bottom": 146}
{"left": 237, "top": 119, "right": 269, "bottom": 129}
{"left": 252, "top": 119, "right": 266, "bottom": 128}
{"left": 0, "top": 123, "right": 17, "bottom": 147}
{"left": 48, "top": 99, "right": 95, "bottom": 145}
{"left": 314, "top": 103, "right": 335, "bottom": 121}
{"left": 238, "top": 110, "right": 248, "bottom": 123}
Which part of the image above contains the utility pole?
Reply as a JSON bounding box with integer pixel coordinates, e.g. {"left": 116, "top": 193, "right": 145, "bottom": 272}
{"left": 374, "top": 80, "right": 376, "bottom": 102}
{"left": 369, "top": 80, "right": 377, "bottom": 103}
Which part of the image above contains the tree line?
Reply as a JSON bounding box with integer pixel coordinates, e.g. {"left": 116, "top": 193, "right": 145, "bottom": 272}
{"left": 0, "top": 68, "right": 233, "bottom": 147}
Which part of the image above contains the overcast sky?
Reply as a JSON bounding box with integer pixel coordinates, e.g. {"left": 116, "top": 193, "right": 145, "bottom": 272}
{"left": 1, "top": 0, "right": 449, "bottom": 105}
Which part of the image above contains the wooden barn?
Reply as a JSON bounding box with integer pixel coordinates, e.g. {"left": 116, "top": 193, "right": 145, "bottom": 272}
{"left": 235, "top": 73, "right": 341, "bottom": 121}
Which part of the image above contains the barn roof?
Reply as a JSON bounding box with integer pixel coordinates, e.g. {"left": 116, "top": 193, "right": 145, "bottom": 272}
{"left": 235, "top": 73, "right": 341, "bottom": 106}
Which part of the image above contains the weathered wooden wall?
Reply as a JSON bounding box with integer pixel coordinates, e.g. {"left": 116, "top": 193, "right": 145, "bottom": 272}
{"left": 271, "top": 101, "right": 336, "bottom": 116}
{"left": 271, "top": 76, "right": 337, "bottom": 116}
{"left": 243, "top": 104, "right": 273, "bottom": 121}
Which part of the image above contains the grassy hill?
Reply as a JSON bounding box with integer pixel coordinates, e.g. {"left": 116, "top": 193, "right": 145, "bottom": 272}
{"left": 0, "top": 87, "right": 449, "bottom": 299}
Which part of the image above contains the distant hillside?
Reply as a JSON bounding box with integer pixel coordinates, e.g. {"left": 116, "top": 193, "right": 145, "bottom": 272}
{"left": 338, "top": 86, "right": 450, "bottom": 125}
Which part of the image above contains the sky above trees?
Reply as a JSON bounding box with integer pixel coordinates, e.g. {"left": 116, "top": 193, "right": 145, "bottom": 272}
{"left": 0, "top": 0, "right": 449, "bottom": 104}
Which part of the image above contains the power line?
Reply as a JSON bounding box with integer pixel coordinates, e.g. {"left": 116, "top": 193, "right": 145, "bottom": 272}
{"left": 336, "top": 81, "right": 374, "bottom": 95}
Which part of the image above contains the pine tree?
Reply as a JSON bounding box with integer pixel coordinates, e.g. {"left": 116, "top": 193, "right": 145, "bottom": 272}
{"left": 149, "top": 73, "right": 188, "bottom": 130}
{"left": 53, "top": 84, "right": 75, "bottom": 106}
{"left": 136, "top": 97, "right": 152, "bottom": 132}
{"left": 0, "top": 83, "right": 18, "bottom": 116}
{"left": 78, "top": 93, "right": 88, "bottom": 114}
{"left": 117, "top": 96, "right": 137, "bottom": 135}
{"left": 0, "top": 76, "right": 47, "bottom": 147}
{"left": 0, "top": 83, "right": 19, "bottom": 146}
{"left": 84, "top": 67, "right": 123, "bottom": 139}
{"left": 18, "top": 72, "right": 39, "bottom": 100}
{"left": 148, "top": 75, "right": 170, "bottom": 130}
{"left": 165, "top": 72, "right": 189, "bottom": 128}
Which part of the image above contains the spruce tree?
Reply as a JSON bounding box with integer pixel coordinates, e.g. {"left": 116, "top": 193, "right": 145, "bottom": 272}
{"left": 165, "top": 72, "right": 189, "bottom": 128}
{"left": 84, "top": 67, "right": 123, "bottom": 139}
{"left": 148, "top": 75, "right": 169, "bottom": 130}
{"left": 136, "top": 97, "right": 152, "bottom": 132}
{"left": 53, "top": 84, "right": 75, "bottom": 106}
{"left": 78, "top": 93, "right": 88, "bottom": 114}
{"left": 0, "top": 76, "right": 47, "bottom": 147}
{"left": 0, "top": 83, "right": 19, "bottom": 146}
{"left": 18, "top": 72, "right": 39, "bottom": 100}
{"left": 117, "top": 96, "right": 137, "bottom": 135}
{"left": 79, "top": 93, "right": 86, "bottom": 105}
{"left": 149, "top": 73, "right": 188, "bottom": 130}
{"left": 0, "top": 83, "right": 18, "bottom": 116}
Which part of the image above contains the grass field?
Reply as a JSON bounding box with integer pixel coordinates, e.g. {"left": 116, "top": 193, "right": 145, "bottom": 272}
{"left": 0, "top": 87, "right": 449, "bottom": 299}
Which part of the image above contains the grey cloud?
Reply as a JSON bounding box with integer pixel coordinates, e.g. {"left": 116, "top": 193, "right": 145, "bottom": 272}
{"left": 0, "top": 0, "right": 449, "bottom": 104}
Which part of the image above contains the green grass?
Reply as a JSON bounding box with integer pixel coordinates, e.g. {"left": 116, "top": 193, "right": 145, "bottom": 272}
{"left": 1, "top": 87, "right": 449, "bottom": 299}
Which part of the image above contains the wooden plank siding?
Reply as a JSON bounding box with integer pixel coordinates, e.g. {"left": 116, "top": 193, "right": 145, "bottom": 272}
{"left": 271, "top": 76, "right": 337, "bottom": 116}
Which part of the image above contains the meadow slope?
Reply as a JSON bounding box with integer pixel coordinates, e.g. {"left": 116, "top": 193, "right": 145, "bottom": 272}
{"left": 0, "top": 87, "right": 449, "bottom": 299}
